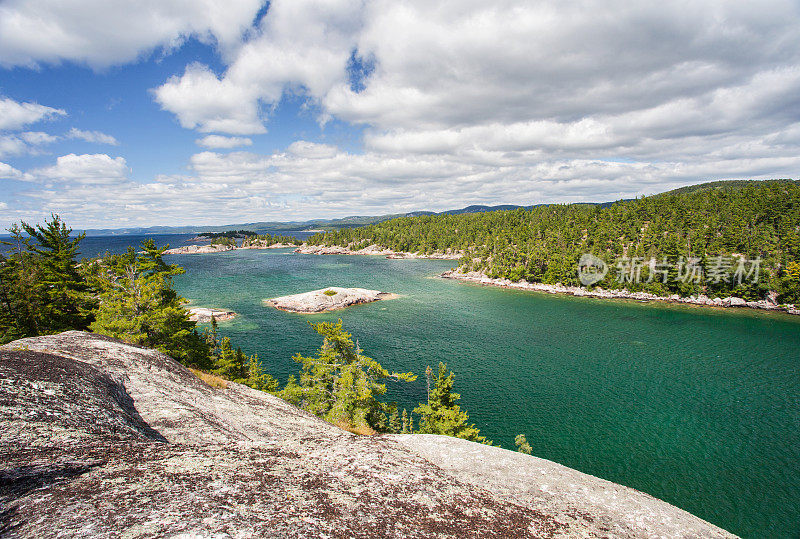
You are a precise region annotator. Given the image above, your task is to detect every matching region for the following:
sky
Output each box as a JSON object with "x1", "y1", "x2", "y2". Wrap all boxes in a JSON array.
[{"x1": 1, "y1": 0, "x2": 800, "y2": 229}]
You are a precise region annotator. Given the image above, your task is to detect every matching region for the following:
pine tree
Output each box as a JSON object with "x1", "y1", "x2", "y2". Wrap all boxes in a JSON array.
[
  {"x1": 90, "y1": 240, "x2": 210, "y2": 368},
  {"x1": 211, "y1": 338, "x2": 248, "y2": 381},
  {"x1": 387, "y1": 405, "x2": 401, "y2": 433},
  {"x1": 414, "y1": 362, "x2": 488, "y2": 444},
  {"x1": 280, "y1": 320, "x2": 415, "y2": 433},
  {"x1": 401, "y1": 408, "x2": 412, "y2": 434},
  {"x1": 515, "y1": 434, "x2": 532, "y2": 455},
  {"x1": 0, "y1": 225, "x2": 43, "y2": 342},
  {"x1": 11, "y1": 215, "x2": 95, "y2": 336},
  {"x1": 245, "y1": 353, "x2": 278, "y2": 392}
]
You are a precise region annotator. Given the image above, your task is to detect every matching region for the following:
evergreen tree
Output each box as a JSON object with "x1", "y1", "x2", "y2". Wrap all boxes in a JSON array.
[
  {"x1": 515, "y1": 434, "x2": 532, "y2": 455},
  {"x1": 211, "y1": 338, "x2": 248, "y2": 381},
  {"x1": 280, "y1": 320, "x2": 416, "y2": 433},
  {"x1": 414, "y1": 362, "x2": 488, "y2": 443},
  {"x1": 90, "y1": 240, "x2": 210, "y2": 368},
  {"x1": 387, "y1": 404, "x2": 401, "y2": 433},
  {"x1": 0, "y1": 216, "x2": 94, "y2": 343},
  {"x1": 20, "y1": 215, "x2": 94, "y2": 333},
  {"x1": 401, "y1": 408, "x2": 412, "y2": 434},
  {"x1": 245, "y1": 353, "x2": 278, "y2": 392}
]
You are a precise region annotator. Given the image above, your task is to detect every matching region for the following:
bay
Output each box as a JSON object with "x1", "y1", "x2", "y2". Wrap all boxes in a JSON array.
[
  {"x1": 171, "y1": 248, "x2": 800, "y2": 538},
  {"x1": 7, "y1": 230, "x2": 796, "y2": 538}
]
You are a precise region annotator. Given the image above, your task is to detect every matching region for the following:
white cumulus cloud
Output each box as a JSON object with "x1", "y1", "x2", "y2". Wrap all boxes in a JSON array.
[
  {"x1": 0, "y1": 131, "x2": 59, "y2": 158},
  {"x1": 0, "y1": 97, "x2": 66, "y2": 130},
  {"x1": 67, "y1": 128, "x2": 119, "y2": 145},
  {"x1": 196, "y1": 135, "x2": 253, "y2": 149},
  {"x1": 0, "y1": 0, "x2": 265, "y2": 68},
  {"x1": 32, "y1": 153, "x2": 129, "y2": 185}
]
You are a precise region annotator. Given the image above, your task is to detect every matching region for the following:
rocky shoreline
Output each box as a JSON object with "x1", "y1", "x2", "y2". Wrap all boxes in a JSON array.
[
  {"x1": 163, "y1": 243, "x2": 297, "y2": 254},
  {"x1": 0, "y1": 331, "x2": 735, "y2": 537},
  {"x1": 265, "y1": 287, "x2": 397, "y2": 313},
  {"x1": 295, "y1": 243, "x2": 462, "y2": 259},
  {"x1": 163, "y1": 243, "x2": 234, "y2": 254},
  {"x1": 442, "y1": 270, "x2": 800, "y2": 316}
]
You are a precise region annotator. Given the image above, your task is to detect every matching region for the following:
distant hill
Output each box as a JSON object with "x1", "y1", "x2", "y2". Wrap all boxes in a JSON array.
[
  {"x1": 307, "y1": 178, "x2": 800, "y2": 304},
  {"x1": 79, "y1": 179, "x2": 793, "y2": 236}
]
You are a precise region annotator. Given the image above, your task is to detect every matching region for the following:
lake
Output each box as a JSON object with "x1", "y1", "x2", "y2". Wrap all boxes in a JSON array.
[
  {"x1": 10, "y1": 232, "x2": 797, "y2": 537},
  {"x1": 168, "y1": 247, "x2": 800, "y2": 538}
]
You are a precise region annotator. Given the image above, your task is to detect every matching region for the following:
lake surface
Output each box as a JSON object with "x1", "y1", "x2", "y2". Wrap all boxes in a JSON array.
[
  {"x1": 167, "y1": 247, "x2": 800, "y2": 538},
  {"x1": 0, "y1": 230, "x2": 316, "y2": 258},
  {"x1": 10, "y1": 231, "x2": 796, "y2": 538}
]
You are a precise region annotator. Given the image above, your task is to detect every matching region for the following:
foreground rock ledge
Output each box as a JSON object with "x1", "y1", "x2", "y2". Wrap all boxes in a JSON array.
[
  {"x1": 265, "y1": 287, "x2": 397, "y2": 313},
  {"x1": 0, "y1": 331, "x2": 735, "y2": 538}
]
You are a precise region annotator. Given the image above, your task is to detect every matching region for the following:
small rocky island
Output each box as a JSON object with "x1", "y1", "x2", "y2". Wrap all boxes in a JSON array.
[
  {"x1": 187, "y1": 307, "x2": 236, "y2": 322},
  {"x1": 265, "y1": 287, "x2": 397, "y2": 313}
]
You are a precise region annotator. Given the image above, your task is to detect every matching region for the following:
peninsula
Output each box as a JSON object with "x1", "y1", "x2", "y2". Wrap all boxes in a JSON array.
[
  {"x1": 265, "y1": 287, "x2": 397, "y2": 313},
  {"x1": 163, "y1": 242, "x2": 296, "y2": 255}
]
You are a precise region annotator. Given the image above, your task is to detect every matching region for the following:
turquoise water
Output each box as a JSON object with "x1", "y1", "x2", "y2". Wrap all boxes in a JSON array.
[{"x1": 170, "y1": 248, "x2": 800, "y2": 538}]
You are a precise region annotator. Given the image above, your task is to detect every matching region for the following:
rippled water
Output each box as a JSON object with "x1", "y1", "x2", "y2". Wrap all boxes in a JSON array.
[
  {"x1": 165, "y1": 248, "x2": 800, "y2": 538},
  {"x1": 20, "y1": 233, "x2": 787, "y2": 538}
]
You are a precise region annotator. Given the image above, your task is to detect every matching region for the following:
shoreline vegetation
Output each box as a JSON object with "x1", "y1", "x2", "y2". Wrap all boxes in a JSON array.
[
  {"x1": 303, "y1": 180, "x2": 800, "y2": 318},
  {"x1": 0, "y1": 215, "x2": 489, "y2": 444},
  {"x1": 294, "y1": 243, "x2": 462, "y2": 259},
  {"x1": 442, "y1": 270, "x2": 800, "y2": 316}
]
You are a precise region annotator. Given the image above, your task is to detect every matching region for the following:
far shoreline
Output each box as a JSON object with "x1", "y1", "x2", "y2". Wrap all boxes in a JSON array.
[{"x1": 442, "y1": 270, "x2": 800, "y2": 318}]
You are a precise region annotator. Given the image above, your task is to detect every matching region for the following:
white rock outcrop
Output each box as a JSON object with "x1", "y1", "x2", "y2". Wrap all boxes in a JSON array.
[{"x1": 265, "y1": 287, "x2": 396, "y2": 313}]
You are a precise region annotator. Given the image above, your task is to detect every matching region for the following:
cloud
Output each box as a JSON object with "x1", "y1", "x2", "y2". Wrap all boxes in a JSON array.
[
  {"x1": 287, "y1": 141, "x2": 337, "y2": 159},
  {"x1": 0, "y1": 97, "x2": 66, "y2": 130},
  {"x1": 32, "y1": 153, "x2": 129, "y2": 185},
  {"x1": 67, "y1": 128, "x2": 119, "y2": 145},
  {"x1": 0, "y1": 131, "x2": 59, "y2": 158},
  {"x1": 5, "y1": 141, "x2": 798, "y2": 229},
  {"x1": 195, "y1": 134, "x2": 253, "y2": 149},
  {"x1": 4, "y1": 1, "x2": 800, "y2": 228},
  {"x1": 154, "y1": 63, "x2": 268, "y2": 134},
  {"x1": 153, "y1": 0, "x2": 363, "y2": 134},
  {"x1": 0, "y1": 0, "x2": 265, "y2": 68},
  {"x1": 0, "y1": 162, "x2": 25, "y2": 180},
  {"x1": 150, "y1": 2, "x2": 800, "y2": 148}
]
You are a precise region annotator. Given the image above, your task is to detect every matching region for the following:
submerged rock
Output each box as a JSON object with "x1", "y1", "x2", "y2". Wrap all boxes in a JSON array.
[
  {"x1": 265, "y1": 287, "x2": 397, "y2": 313},
  {"x1": 0, "y1": 332, "x2": 736, "y2": 538}
]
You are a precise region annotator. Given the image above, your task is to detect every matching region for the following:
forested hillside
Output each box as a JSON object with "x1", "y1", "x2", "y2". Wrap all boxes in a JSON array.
[{"x1": 309, "y1": 180, "x2": 800, "y2": 303}]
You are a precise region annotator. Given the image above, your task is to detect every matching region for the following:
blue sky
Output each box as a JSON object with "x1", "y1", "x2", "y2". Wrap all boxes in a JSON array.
[{"x1": 1, "y1": 1, "x2": 800, "y2": 229}]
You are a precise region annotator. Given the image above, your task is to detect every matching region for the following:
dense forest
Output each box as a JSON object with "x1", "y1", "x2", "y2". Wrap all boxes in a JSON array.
[
  {"x1": 309, "y1": 180, "x2": 800, "y2": 303},
  {"x1": 241, "y1": 232, "x2": 302, "y2": 247}
]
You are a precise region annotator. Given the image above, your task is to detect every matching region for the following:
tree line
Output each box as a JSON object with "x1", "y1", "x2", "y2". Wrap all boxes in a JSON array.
[
  {"x1": 241, "y1": 233, "x2": 302, "y2": 247},
  {"x1": 0, "y1": 216, "x2": 495, "y2": 445},
  {"x1": 308, "y1": 180, "x2": 800, "y2": 303}
]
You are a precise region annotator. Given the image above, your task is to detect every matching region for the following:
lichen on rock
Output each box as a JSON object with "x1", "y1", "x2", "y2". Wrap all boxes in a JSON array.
[{"x1": 0, "y1": 331, "x2": 736, "y2": 538}]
